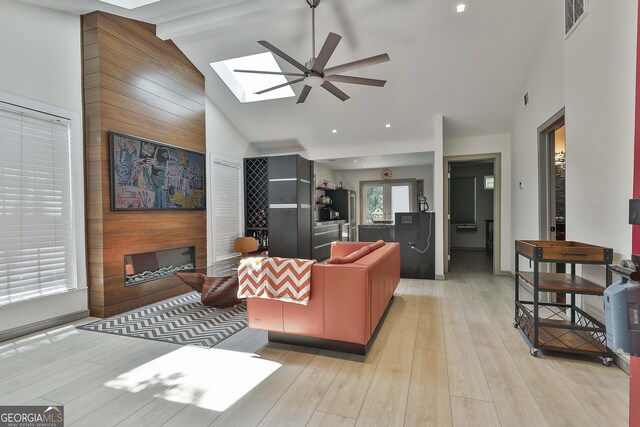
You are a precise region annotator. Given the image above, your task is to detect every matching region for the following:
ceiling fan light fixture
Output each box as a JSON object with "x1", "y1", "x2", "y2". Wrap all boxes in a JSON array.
[{"x1": 304, "y1": 75, "x2": 324, "y2": 87}]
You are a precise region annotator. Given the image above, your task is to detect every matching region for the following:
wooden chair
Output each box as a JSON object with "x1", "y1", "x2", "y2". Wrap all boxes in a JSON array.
[{"x1": 234, "y1": 237, "x2": 259, "y2": 258}]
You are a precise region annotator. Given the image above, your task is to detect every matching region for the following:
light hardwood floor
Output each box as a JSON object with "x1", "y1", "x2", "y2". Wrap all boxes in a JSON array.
[{"x1": 0, "y1": 251, "x2": 630, "y2": 426}]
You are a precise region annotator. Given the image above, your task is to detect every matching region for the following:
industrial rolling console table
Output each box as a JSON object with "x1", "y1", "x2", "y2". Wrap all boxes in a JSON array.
[{"x1": 514, "y1": 240, "x2": 614, "y2": 365}]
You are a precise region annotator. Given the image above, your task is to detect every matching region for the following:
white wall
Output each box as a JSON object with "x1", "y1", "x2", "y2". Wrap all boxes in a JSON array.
[
  {"x1": 433, "y1": 115, "x2": 444, "y2": 279},
  {"x1": 564, "y1": 2, "x2": 636, "y2": 259},
  {"x1": 510, "y1": 5, "x2": 566, "y2": 271},
  {"x1": 511, "y1": 1, "x2": 637, "y2": 268},
  {"x1": 313, "y1": 162, "x2": 336, "y2": 188},
  {"x1": 0, "y1": 0, "x2": 87, "y2": 334},
  {"x1": 205, "y1": 96, "x2": 256, "y2": 264},
  {"x1": 445, "y1": 133, "x2": 512, "y2": 272},
  {"x1": 563, "y1": 1, "x2": 637, "y2": 318}
]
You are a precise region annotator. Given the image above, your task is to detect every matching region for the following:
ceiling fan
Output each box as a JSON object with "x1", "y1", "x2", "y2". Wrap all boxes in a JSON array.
[{"x1": 234, "y1": 0, "x2": 390, "y2": 104}]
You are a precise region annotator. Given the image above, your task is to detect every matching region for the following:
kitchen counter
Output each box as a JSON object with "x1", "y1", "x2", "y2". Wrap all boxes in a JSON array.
[
  {"x1": 315, "y1": 220, "x2": 346, "y2": 226},
  {"x1": 358, "y1": 224, "x2": 395, "y2": 242}
]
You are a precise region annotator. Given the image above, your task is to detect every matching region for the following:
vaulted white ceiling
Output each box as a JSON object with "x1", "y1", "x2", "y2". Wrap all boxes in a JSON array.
[{"x1": 19, "y1": 0, "x2": 555, "y2": 155}]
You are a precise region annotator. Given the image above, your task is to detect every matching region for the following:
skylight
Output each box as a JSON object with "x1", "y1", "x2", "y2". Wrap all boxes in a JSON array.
[
  {"x1": 98, "y1": 0, "x2": 162, "y2": 9},
  {"x1": 210, "y1": 53, "x2": 296, "y2": 103}
]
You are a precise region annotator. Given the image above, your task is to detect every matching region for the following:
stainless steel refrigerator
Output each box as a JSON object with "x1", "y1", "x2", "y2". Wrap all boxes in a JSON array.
[{"x1": 327, "y1": 189, "x2": 357, "y2": 241}]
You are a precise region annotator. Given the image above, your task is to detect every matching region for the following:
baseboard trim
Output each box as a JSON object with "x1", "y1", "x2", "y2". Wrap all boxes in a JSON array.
[
  {"x1": 496, "y1": 270, "x2": 513, "y2": 277},
  {"x1": 0, "y1": 310, "x2": 90, "y2": 343},
  {"x1": 614, "y1": 353, "x2": 630, "y2": 374},
  {"x1": 436, "y1": 274, "x2": 446, "y2": 280},
  {"x1": 450, "y1": 247, "x2": 489, "y2": 252},
  {"x1": 268, "y1": 297, "x2": 394, "y2": 355}
]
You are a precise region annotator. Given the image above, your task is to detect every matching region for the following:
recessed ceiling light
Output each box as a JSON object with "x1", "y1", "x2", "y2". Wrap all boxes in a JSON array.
[
  {"x1": 457, "y1": 3, "x2": 466, "y2": 13},
  {"x1": 98, "y1": 0, "x2": 161, "y2": 9},
  {"x1": 353, "y1": 160, "x2": 358, "y2": 163},
  {"x1": 385, "y1": 124, "x2": 391, "y2": 128},
  {"x1": 332, "y1": 129, "x2": 338, "y2": 134}
]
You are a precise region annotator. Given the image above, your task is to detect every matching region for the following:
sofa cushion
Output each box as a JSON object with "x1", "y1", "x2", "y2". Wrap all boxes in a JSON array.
[
  {"x1": 327, "y1": 246, "x2": 371, "y2": 264},
  {"x1": 366, "y1": 240, "x2": 385, "y2": 252}
]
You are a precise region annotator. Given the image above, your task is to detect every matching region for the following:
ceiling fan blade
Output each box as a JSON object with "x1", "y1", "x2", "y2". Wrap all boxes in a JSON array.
[
  {"x1": 297, "y1": 85, "x2": 312, "y2": 104},
  {"x1": 235, "y1": 69, "x2": 306, "y2": 77},
  {"x1": 325, "y1": 75, "x2": 387, "y2": 87},
  {"x1": 321, "y1": 81, "x2": 350, "y2": 102},
  {"x1": 255, "y1": 78, "x2": 304, "y2": 95},
  {"x1": 323, "y1": 53, "x2": 390, "y2": 77},
  {"x1": 258, "y1": 40, "x2": 309, "y2": 73},
  {"x1": 312, "y1": 32, "x2": 342, "y2": 73}
]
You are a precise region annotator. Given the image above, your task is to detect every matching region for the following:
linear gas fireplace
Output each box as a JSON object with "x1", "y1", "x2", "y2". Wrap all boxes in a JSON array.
[{"x1": 124, "y1": 246, "x2": 196, "y2": 286}]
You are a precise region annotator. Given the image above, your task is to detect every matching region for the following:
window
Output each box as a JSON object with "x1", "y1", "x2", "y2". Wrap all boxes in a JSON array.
[
  {"x1": 0, "y1": 104, "x2": 76, "y2": 305},
  {"x1": 363, "y1": 183, "x2": 384, "y2": 224},
  {"x1": 565, "y1": 0, "x2": 587, "y2": 36},
  {"x1": 213, "y1": 158, "x2": 242, "y2": 260},
  {"x1": 361, "y1": 180, "x2": 416, "y2": 224},
  {"x1": 210, "y1": 53, "x2": 296, "y2": 103},
  {"x1": 484, "y1": 175, "x2": 495, "y2": 190}
]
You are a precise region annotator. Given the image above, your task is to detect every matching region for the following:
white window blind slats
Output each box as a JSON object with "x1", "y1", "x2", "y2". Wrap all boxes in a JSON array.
[
  {"x1": 0, "y1": 105, "x2": 76, "y2": 306},
  {"x1": 213, "y1": 159, "x2": 242, "y2": 261}
]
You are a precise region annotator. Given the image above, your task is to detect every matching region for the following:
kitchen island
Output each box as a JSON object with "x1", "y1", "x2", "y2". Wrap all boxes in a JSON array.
[
  {"x1": 358, "y1": 212, "x2": 435, "y2": 279},
  {"x1": 358, "y1": 224, "x2": 395, "y2": 242}
]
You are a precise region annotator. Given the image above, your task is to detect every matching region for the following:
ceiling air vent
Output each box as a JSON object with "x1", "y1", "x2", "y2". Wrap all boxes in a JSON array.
[{"x1": 565, "y1": 0, "x2": 588, "y2": 37}]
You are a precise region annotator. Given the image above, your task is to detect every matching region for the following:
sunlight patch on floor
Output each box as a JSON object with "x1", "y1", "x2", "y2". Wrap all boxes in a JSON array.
[
  {"x1": 105, "y1": 345, "x2": 281, "y2": 411},
  {"x1": 0, "y1": 326, "x2": 79, "y2": 359}
]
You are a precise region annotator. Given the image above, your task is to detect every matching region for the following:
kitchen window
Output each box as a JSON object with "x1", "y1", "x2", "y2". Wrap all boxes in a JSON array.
[{"x1": 361, "y1": 179, "x2": 416, "y2": 224}]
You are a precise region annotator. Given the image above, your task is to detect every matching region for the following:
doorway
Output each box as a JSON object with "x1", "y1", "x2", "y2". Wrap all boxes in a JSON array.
[
  {"x1": 443, "y1": 153, "x2": 502, "y2": 275},
  {"x1": 538, "y1": 109, "x2": 566, "y2": 299}
]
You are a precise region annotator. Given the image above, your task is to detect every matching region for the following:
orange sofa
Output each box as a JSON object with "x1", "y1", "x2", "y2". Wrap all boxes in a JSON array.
[{"x1": 246, "y1": 241, "x2": 401, "y2": 354}]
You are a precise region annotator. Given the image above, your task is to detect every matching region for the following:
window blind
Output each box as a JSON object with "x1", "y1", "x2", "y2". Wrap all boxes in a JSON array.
[
  {"x1": 391, "y1": 185, "x2": 411, "y2": 220},
  {"x1": 0, "y1": 105, "x2": 76, "y2": 305},
  {"x1": 213, "y1": 159, "x2": 242, "y2": 260}
]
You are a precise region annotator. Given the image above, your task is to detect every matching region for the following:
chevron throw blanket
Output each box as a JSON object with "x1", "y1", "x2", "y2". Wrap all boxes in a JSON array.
[{"x1": 237, "y1": 257, "x2": 316, "y2": 305}]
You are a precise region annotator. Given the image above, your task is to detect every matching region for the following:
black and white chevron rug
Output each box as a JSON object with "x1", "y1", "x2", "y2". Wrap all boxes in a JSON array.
[{"x1": 78, "y1": 292, "x2": 247, "y2": 348}]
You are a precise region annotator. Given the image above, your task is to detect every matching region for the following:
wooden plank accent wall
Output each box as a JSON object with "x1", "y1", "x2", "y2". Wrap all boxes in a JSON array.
[{"x1": 81, "y1": 12, "x2": 207, "y2": 317}]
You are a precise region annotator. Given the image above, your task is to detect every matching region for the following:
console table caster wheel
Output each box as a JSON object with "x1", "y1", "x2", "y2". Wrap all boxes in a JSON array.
[
  {"x1": 513, "y1": 321, "x2": 519, "y2": 329},
  {"x1": 599, "y1": 356, "x2": 613, "y2": 367},
  {"x1": 530, "y1": 348, "x2": 539, "y2": 357}
]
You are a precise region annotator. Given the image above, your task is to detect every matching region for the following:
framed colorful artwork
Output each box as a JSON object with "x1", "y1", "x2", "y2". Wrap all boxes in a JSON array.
[{"x1": 109, "y1": 131, "x2": 205, "y2": 210}]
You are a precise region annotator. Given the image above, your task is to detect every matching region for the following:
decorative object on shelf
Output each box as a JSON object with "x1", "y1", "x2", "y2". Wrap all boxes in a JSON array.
[
  {"x1": 322, "y1": 179, "x2": 329, "y2": 188},
  {"x1": 233, "y1": 0, "x2": 390, "y2": 104},
  {"x1": 109, "y1": 131, "x2": 205, "y2": 210},
  {"x1": 338, "y1": 181, "x2": 344, "y2": 189},
  {"x1": 381, "y1": 168, "x2": 392, "y2": 180},
  {"x1": 418, "y1": 193, "x2": 429, "y2": 212}
]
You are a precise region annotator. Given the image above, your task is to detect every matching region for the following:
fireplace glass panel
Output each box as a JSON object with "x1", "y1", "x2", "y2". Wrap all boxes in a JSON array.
[{"x1": 124, "y1": 246, "x2": 195, "y2": 286}]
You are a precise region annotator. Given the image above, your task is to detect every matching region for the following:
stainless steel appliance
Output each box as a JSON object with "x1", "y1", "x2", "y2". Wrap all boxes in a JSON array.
[
  {"x1": 341, "y1": 221, "x2": 350, "y2": 241},
  {"x1": 319, "y1": 206, "x2": 339, "y2": 221},
  {"x1": 326, "y1": 189, "x2": 357, "y2": 241}
]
